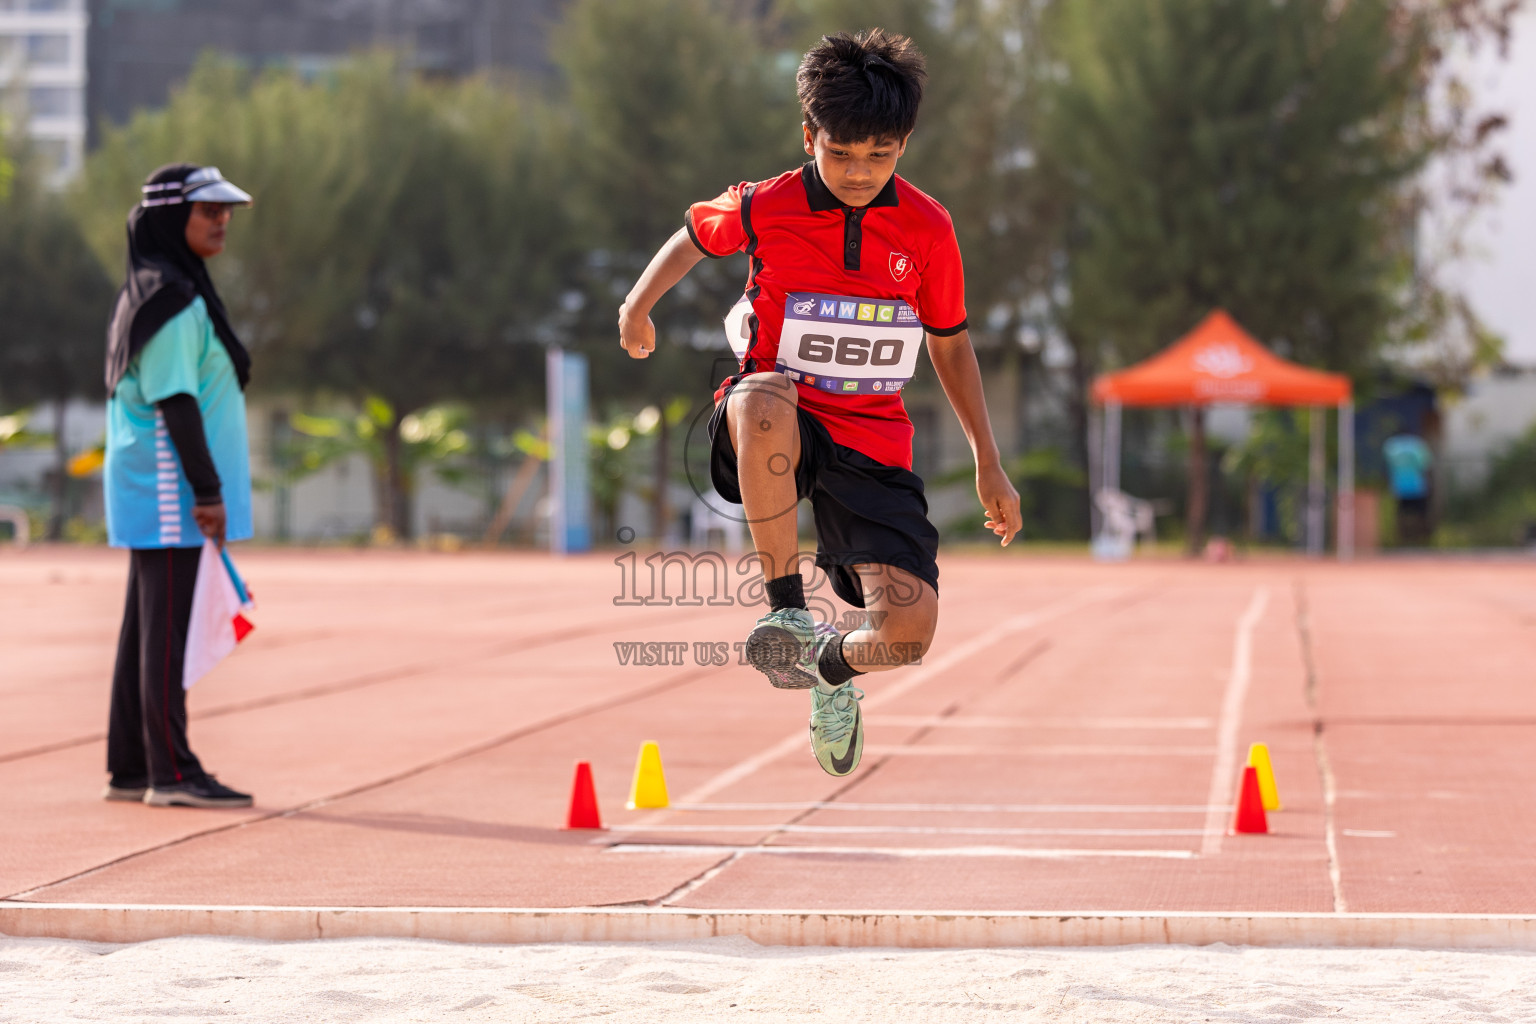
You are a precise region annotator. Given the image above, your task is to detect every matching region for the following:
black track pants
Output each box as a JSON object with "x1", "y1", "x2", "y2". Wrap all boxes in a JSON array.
[{"x1": 106, "y1": 546, "x2": 207, "y2": 788}]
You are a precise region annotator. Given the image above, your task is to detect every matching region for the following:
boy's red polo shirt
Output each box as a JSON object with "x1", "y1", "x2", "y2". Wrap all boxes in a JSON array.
[{"x1": 687, "y1": 162, "x2": 968, "y2": 471}]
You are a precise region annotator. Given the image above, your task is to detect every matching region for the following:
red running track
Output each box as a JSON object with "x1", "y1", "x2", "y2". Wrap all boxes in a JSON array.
[{"x1": 1, "y1": 548, "x2": 1533, "y2": 914}]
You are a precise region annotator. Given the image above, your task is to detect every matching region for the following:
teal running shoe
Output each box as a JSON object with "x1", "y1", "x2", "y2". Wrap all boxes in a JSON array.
[
  {"x1": 745, "y1": 610, "x2": 836, "y2": 689},
  {"x1": 809, "y1": 683, "x2": 865, "y2": 776}
]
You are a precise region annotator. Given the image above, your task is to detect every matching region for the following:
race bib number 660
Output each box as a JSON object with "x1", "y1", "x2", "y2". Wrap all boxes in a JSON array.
[{"x1": 776, "y1": 292, "x2": 923, "y2": 396}]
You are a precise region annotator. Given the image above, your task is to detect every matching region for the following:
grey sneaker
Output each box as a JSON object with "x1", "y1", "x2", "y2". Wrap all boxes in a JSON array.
[
  {"x1": 745, "y1": 609, "x2": 837, "y2": 689},
  {"x1": 145, "y1": 775, "x2": 253, "y2": 808},
  {"x1": 102, "y1": 782, "x2": 148, "y2": 802},
  {"x1": 809, "y1": 683, "x2": 865, "y2": 776}
]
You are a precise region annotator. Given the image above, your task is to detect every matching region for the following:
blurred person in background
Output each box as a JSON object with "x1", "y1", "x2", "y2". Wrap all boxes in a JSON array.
[
  {"x1": 1383, "y1": 433, "x2": 1433, "y2": 546},
  {"x1": 101, "y1": 164, "x2": 256, "y2": 809}
]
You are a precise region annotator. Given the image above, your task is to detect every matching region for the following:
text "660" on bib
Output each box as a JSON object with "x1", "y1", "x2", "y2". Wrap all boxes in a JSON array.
[{"x1": 776, "y1": 292, "x2": 923, "y2": 396}]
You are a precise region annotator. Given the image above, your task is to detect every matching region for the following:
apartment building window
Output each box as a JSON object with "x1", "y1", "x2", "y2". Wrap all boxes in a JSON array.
[
  {"x1": 28, "y1": 85, "x2": 78, "y2": 117},
  {"x1": 26, "y1": 34, "x2": 70, "y2": 65}
]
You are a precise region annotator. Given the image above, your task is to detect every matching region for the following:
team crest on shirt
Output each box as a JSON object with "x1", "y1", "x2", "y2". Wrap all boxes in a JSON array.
[{"x1": 889, "y1": 251, "x2": 911, "y2": 282}]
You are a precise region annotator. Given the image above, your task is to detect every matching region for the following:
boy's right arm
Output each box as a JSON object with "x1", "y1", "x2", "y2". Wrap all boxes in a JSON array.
[{"x1": 618, "y1": 228, "x2": 706, "y2": 360}]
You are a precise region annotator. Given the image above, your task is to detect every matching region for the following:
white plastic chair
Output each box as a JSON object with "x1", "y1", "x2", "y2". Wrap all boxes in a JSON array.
[{"x1": 1091, "y1": 488, "x2": 1155, "y2": 561}]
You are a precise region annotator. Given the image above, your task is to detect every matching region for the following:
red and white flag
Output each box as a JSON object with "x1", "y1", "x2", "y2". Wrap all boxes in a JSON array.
[{"x1": 184, "y1": 539, "x2": 255, "y2": 688}]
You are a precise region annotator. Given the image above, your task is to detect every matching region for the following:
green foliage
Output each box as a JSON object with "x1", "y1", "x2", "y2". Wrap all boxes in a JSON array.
[
  {"x1": 934, "y1": 443, "x2": 1086, "y2": 540},
  {"x1": 0, "y1": 113, "x2": 13, "y2": 200},
  {"x1": 73, "y1": 55, "x2": 573, "y2": 535},
  {"x1": 585, "y1": 398, "x2": 696, "y2": 538},
  {"x1": 21, "y1": 2, "x2": 1514, "y2": 546},
  {"x1": 1033, "y1": 0, "x2": 1481, "y2": 543},
  {"x1": 1441, "y1": 424, "x2": 1536, "y2": 547},
  {"x1": 555, "y1": 0, "x2": 803, "y2": 405},
  {"x1": 1040, "y1": 0, "x2": 1431, "y2": 378},
  {"x1": 0, "y1": 132, "x2": 118, "y2": 538},
  {"x1": 557, "y1": 0, "x2": 801, "y2": 252},
  {"x1": 0, "y1": 410, "x2": 52, "y2": 450},
  {"x1": 554, "y1": 0, "x2": 802, "y2": 523},
  {"x1": 1221, "y1": 409, "x2": 1311, "y2": 541},
  {"x1": 587, "y1": 407, "x2": 652, "y2": 538},
  {"x1": 278, "y1": 398, "x2": 474, "y2": 492},
  {"x1": 1006, "y1": 446, "x2": 1088, "y2": 540},
  {"x1": 1221, "y1": 410, "x2": 1309, "y2": 487},
  {"x1": 0, "y1": 136, "x2": 116, "y2": 409},
  {"x1": 76, "y1": 56, "x2": 570, "y2": 408}
]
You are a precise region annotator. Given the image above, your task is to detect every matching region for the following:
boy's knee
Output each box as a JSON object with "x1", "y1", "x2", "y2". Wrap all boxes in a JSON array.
[{"x1": 730, "y1": 372, "x2": 798, "y2": 427}]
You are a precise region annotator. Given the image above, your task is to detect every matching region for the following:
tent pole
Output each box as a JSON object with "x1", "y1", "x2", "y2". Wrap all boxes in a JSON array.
[
  {"x1": 1104, "y1": 400, "x2": 1122, "y2": 494},
  {"x1": 1087, "y1": 400, "x2": 1102, "y2": 538},
  {"x1": 1337, "y1": 401, "x2": 1355, "y2": 561},
  {"x1": 1307, "y1": 405, "x2": 1325, "y2": 557}
]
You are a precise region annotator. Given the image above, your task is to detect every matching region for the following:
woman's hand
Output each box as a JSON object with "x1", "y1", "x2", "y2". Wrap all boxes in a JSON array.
[{"x1": 193, "y1": 502, "x2": 227, "y2": 549}]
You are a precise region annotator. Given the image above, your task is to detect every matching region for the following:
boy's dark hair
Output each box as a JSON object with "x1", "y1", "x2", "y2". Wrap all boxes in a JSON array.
[{"x1": 797, "y1": 29, "x2": 927, "y2": 143}]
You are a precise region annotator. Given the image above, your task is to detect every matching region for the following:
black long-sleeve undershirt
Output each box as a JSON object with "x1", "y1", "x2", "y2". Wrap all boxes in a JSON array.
[{"x1": 156, "y1": 393, "x2": 221, "y2": 506}]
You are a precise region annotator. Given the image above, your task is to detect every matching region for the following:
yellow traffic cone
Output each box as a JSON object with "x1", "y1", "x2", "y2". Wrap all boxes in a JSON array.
[
  {"x1": 1247, "y1": 742, "x2": 1281, "y2": 812},
  {"x1": 626, "y1": 741, "x2": 670, "y2": 809}
]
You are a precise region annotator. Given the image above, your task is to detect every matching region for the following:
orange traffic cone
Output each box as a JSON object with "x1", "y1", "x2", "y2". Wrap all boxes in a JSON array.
[
  {"x1": 1230, "y1": 764, "x2": 1268, "y2": 834},
  {"x1": 563, "y1": 761, "x2": 604, "y2": 830}
]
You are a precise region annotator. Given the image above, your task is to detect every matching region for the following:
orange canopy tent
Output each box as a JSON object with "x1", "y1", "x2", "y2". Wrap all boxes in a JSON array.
[
  {"x1": 1090, "y1": 310, "x2": 1355, "y2": 558},
  {"x1": 1093, "y1": 310, "x2": 1351, "y2": 407}
]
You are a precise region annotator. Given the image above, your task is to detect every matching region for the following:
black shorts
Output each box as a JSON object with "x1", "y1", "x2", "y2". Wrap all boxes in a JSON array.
[{"x1": 708, "y1": 387, "x2": 939, "y2": 609}]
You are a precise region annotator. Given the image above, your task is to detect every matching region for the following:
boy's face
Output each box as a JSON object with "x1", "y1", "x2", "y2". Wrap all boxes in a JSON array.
[{"x1": 803, "y1": 124, "x2": 910, "y2": 207}]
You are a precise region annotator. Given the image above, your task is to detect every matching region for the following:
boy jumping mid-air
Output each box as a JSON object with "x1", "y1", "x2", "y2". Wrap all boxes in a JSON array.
[{"x1": 618, "y1": 29, "x2": 1021, "y2": 777}]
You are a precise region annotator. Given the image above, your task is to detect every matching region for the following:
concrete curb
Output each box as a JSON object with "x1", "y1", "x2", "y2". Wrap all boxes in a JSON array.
[{"x1": 2, "y1": 902, "x2": 1533, "y2": 949}]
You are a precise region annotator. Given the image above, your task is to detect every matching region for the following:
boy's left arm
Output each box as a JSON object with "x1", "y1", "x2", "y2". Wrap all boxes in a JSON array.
[{"x1": 926, "y1": 329, "x2": 1023, "y2": 546}]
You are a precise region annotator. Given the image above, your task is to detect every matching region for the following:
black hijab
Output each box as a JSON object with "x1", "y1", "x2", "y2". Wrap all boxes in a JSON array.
[{"x1": 104, "y1": 163, "x2": 251, "y2": 395}]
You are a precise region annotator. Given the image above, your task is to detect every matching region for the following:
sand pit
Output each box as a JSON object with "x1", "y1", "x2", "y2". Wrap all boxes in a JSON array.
[{"x1": 1, "y1": 935, "x2": 1530, "y2": 1022}]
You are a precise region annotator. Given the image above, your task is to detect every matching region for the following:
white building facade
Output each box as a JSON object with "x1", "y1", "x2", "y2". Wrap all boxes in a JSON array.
[{"x1": 0, "y1": 0, "x2": 87, "y2": 180}]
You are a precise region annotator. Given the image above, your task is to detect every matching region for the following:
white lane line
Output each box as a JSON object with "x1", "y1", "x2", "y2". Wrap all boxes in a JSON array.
[
  {"x1": 1201, "y1": 586, "x2": 1271, "y2": 856},
  {"x1": 665, "y1": 586, "x2": 1127, "y2": 811},
  {"x1": 864, "y1": 744, "x2": 1215, "y2": 757},
  {"x1": 671, "y1": 802, "x2": 1228, "y2": 814},
  {"x1": 877, "y1": 715, "x2": 1214, "y2": 730},
  {"x1": 1315, "y1": 729, "x2": 1348, "y2": 913},
  {"x1": 606, "y1": 824, "x2": 1205, "y2": 837},
  {"x1": 657, "y1": 851, "x2": 743, "y2": 908},
  {"x1": 1341, "y1": 829, "x2": 1397, "y2": 839},
  {"x1": 605, "y1": 844, "x2": 1197, "y2": 860},
  {"x1": 863, "y1": 586, "x2": 1127, "y2": 712}
]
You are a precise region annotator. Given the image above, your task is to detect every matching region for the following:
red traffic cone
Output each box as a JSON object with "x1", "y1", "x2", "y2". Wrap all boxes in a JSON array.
[
  {"x1": 563, "y1": 761, "x2": 604, "y2": 830},
  {"x1": 1230, "y1": 764, "x2": 1268, "y2": 834}
]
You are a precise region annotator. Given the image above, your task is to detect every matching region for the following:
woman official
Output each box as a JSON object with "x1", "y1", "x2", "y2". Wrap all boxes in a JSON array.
[{"x1": 102, "y1": 164, "x2": 256, "y2": 808}]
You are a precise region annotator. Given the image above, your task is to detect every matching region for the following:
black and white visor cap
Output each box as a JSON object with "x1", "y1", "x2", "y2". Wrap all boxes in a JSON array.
[{"x1": 141, "y1": 166, "x2": 253, "y2": 208}]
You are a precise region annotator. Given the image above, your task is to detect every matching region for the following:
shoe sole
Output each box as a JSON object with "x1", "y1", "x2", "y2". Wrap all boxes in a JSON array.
[
  {"x1": 144, "y1": 789, "x2": 253, "y2": 808},
  {"x1": 102, "y1": 787, "x2": 147, "y2": 802},
  {"x1": 744, "y1": 624, "x2": 817, "y2": 689}
]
